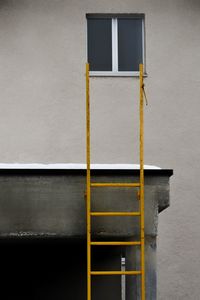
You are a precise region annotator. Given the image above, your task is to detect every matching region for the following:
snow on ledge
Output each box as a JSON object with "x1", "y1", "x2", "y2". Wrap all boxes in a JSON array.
[{"x1": 0, "y1": 163, "x2": 161, "y2": 170}]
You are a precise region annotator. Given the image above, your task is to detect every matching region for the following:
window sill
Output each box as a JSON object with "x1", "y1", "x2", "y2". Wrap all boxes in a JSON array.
[{"x1": 89, "y1": 71, "x2": 148, "y2": 77}]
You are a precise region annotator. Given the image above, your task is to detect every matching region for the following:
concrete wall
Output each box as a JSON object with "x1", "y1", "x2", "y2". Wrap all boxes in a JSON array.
[
  {"x1": 0, "y1": 169, "x2": 171, "y2": 299},
  {"x1": 0, "y1": 0, "x2": 199, "y2": 298},
  {"x1": 0, "y1": 169, "x2": 171, "y2": 238}
]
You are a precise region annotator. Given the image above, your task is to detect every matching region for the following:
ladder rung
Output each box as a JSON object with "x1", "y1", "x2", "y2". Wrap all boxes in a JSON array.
[
  {"x1": 90, "y1": 241, "x2": 141, "y2": 246},
  {"x1": 90, "y1": 212, "x2": 140, "y2": 217},
  {"x1": 90, "y1": 183, "x2": 140, "y2": 188},
  {"x1": 91, "y1": 271, "x2": 141, "y2": 276}
]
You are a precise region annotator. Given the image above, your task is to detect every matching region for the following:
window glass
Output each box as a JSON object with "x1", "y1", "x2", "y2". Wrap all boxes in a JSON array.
[
  {"x1": 118, "y1": 18, "x2": 143, "y2": 71},
  {"x1": 87, "y1": 18, "x2": 112, "y2": 71}
]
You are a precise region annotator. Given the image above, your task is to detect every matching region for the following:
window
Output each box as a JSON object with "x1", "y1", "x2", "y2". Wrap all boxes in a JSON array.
[{"x1": 87, "y1": 14, "x2": 145, "y2": 76}]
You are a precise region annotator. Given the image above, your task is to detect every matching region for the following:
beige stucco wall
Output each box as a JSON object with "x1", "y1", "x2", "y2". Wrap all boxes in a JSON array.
[{"x1": 0, "y1": 0, "x2": 200, "y2": 298}]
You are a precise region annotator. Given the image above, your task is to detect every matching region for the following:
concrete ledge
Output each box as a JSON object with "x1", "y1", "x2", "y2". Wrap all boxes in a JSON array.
[{"x1": 0, "y1": 165, "x2": 173, "y2": 238}]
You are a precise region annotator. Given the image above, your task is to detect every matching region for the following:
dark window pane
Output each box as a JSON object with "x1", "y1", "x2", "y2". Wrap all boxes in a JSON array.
[
  {"x1": 87, "y1": 18, "x2": 112, "y2": 71},
  {"x1": 118, "y1": 18, "x2": 143, "y2": 71}
]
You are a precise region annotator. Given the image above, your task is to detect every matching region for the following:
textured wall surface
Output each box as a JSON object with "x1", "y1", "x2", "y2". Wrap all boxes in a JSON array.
[
  {"x1": 0, "y1": 170, "x2": 170, "y2": 237},
  {"x1": 0, "y1": 0, "x2": 199, "y2": 299}
]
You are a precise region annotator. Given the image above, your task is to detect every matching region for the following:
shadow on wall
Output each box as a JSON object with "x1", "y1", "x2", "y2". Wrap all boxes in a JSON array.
[{"x1": 0, "y1": 239, "x2": 87, "y2": 300}]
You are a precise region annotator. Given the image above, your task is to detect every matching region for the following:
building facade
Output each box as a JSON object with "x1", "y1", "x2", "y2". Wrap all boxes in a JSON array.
[{"x1": 0, "y1": 0, "x2": 199, "y2": 299}]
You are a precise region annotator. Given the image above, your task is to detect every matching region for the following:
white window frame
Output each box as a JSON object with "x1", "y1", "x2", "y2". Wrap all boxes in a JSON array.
[{"x1": 88, "y1": 16, "x2": 146, "y2": 77}]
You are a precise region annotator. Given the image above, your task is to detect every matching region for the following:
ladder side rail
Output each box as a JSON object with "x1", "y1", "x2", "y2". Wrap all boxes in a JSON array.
[
  {"x1": 86, "y1": 63, "x2": 91, "y2": 300},
  {"x1": 139, "y1": 63, "x2": 146, "y2": 300}
]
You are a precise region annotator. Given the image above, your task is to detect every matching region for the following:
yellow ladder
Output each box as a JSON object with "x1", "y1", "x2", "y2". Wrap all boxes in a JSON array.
[{"x1": 86, "y1": 63, "x2": 146, "y2": 300}]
